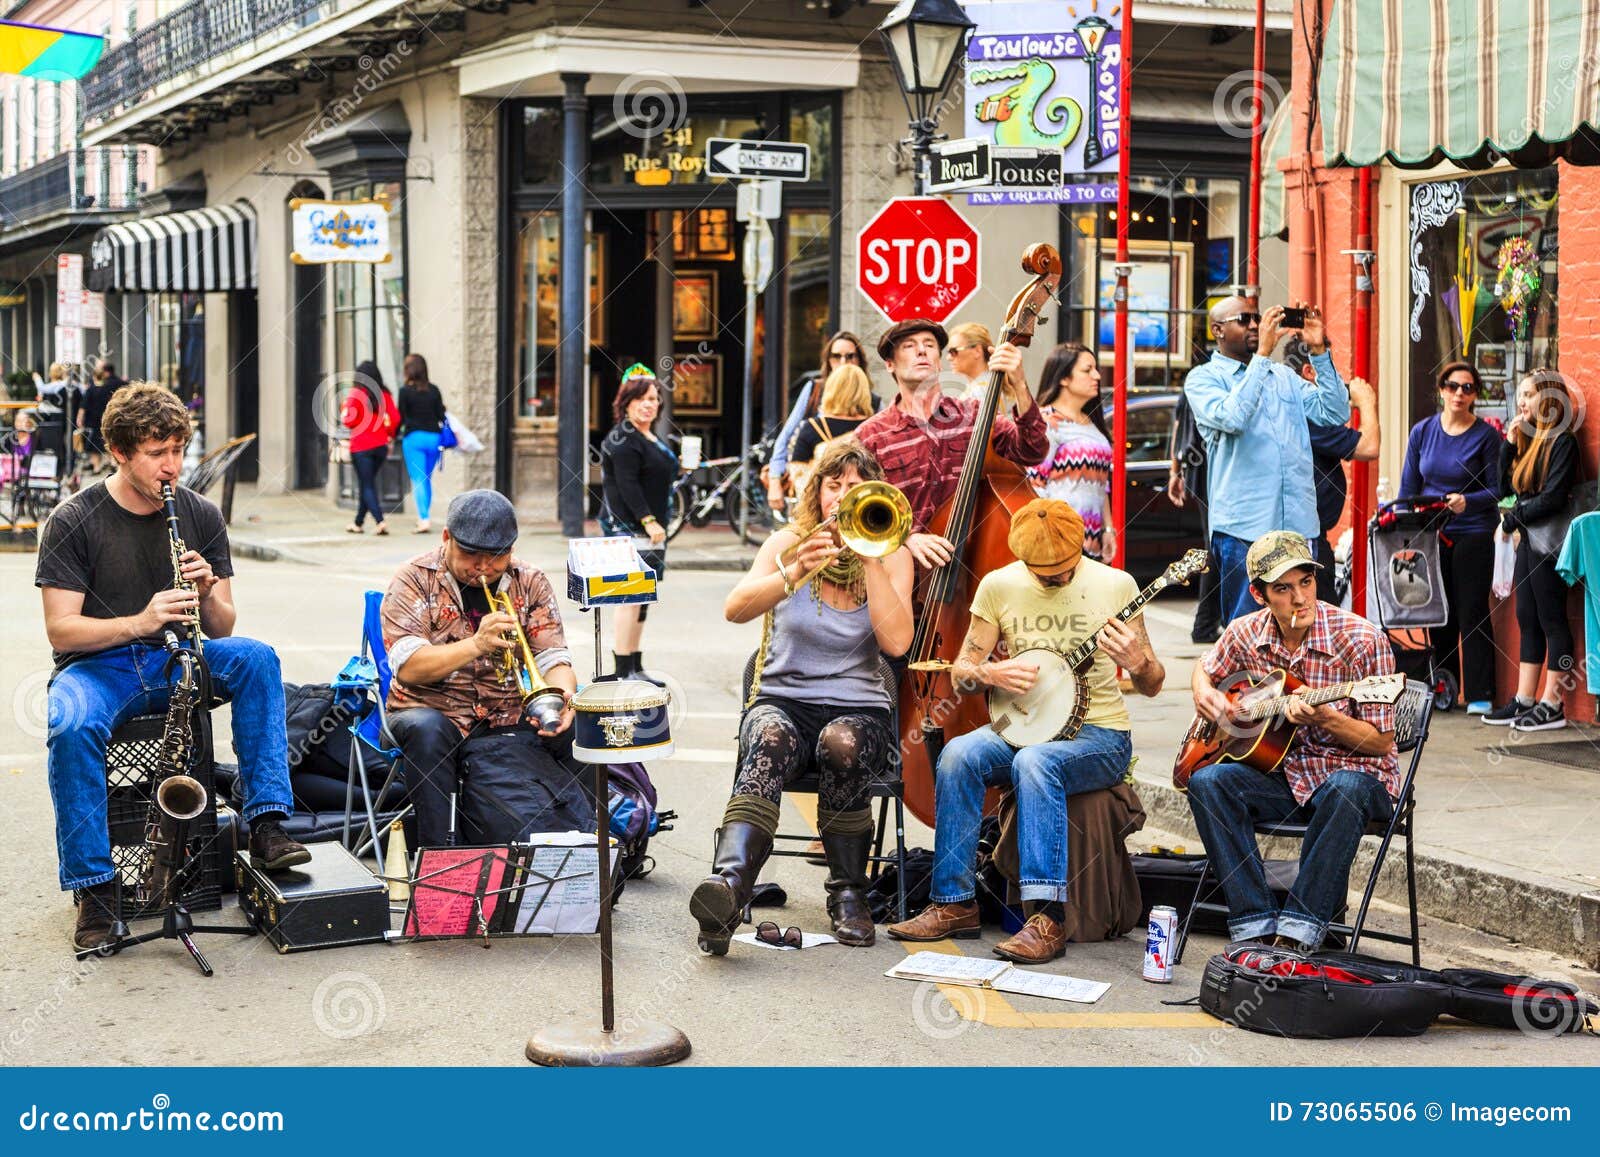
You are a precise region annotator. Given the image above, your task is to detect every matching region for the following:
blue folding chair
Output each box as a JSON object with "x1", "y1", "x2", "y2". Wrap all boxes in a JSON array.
[{"x1": 333, "y1": 590, "x2": 405, "y2": 869}]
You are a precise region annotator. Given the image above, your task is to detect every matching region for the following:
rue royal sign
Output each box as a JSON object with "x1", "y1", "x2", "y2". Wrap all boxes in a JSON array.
[{"x1": 291, "y1": 198, "x2": 393, "y2": 265}]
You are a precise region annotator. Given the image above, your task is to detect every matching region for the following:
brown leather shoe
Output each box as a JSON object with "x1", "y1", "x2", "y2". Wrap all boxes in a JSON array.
[
  {"x1": 249, "y1": 818, "x2": 312, "y2": 872},
  {"x1": 992, "y1": 912, "x2": 1066, "y2": 965},
  {"x1": 72, "y1": 881, "x2": 122, "y2": 954},
  {"x1": 886, "y1": 901, "x2": 980, "y2": 942}
]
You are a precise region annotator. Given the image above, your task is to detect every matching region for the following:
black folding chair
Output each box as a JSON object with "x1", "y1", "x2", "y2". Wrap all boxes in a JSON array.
[
  {"x1": 1174, "y1": 679, "x2": 1432, "y2": 966},
  {"x1": 736, "y1": 651, "x2": 909, "y2": 922}
]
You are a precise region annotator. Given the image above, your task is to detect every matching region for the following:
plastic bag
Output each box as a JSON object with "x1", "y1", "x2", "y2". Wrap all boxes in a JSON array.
[
  {"x1": 445, "y1": 415, "x2": 484, "y2": 453},
  {"x1": 1492, "y1": 527, "x2": 1516, "y2": 600}
]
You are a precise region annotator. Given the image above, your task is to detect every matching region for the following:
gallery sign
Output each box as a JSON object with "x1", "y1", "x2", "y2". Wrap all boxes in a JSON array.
[{"x1": 291, "y1": 198, "x2": 393, "y2": 265}]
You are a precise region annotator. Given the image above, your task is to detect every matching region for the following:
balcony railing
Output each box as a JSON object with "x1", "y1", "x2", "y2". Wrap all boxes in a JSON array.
[
  {"x1": 82, "y1": 0, "x2": 328, "y2": 126},
  {"x1": 0, "y1": 148, "x2": 142, "y2": 230}
]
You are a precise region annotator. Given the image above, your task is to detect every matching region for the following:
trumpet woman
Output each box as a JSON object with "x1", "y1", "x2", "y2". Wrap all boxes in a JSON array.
[
  {"x1": 693, "y1": 440, "x2": 914, "y2": 954},
  {"x1": 36, "y1": 384, "x2": 308, "y2": 954}
]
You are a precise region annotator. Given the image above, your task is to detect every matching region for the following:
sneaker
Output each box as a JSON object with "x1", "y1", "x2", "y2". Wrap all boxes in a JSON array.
[
  {"x1": 1481, "y1": 699, "x2": 1531, "y2": 725},
  {"x1": 1512, "y1": 700, "x2": 1567, "y2": 732},
  {"x1": 1466, "y1": 700, "x2": 1492, "y2": 716}
]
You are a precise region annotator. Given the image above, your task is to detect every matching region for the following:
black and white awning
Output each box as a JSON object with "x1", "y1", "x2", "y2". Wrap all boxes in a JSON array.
[{"x1": 88, "y1": 201, "x2": 257, "y2": 293}]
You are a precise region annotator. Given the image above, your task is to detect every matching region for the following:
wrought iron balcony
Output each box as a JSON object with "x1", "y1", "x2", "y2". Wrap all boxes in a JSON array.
[{"x1": 0, "y1": 148, "x2": 142, "y2": 232}]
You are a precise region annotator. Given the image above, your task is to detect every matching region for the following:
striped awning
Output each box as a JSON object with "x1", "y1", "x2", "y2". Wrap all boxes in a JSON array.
[
  {"x1": 88, "y1": 201, "x2": 257, "y2": 292},
  {"x1": 1258, "y1": 98, "x2": 1293, "y2": 239},
  {"x1": 1321, "y1": 0, "x2": 1600, "y2": 169}
]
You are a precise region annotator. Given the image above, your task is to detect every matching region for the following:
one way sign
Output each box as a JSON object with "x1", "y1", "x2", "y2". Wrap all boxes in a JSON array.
[{"x1": 705, "y1": 138, "x2": 811, "y2": 182}]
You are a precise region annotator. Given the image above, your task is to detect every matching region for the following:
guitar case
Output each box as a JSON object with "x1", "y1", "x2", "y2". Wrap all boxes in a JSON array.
[{"x1": 1198, "y1": 942, "x2": 1597, "y2": 1040}]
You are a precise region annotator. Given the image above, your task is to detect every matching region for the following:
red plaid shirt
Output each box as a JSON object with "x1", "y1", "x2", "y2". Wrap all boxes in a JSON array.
[
  {"x1": 1201, "y1": 602, "x2": 1399, "y2": 804},
  {"x1": 856, "y1": 394, "x2": 1049, "y2": 532}
]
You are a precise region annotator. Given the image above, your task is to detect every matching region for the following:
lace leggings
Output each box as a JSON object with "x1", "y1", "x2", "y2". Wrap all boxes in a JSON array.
[{"x1": 733, "y1": 697, "x2": 893, "y2": 813}]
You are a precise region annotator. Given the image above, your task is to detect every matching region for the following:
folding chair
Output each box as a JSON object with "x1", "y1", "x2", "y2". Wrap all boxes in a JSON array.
[
  {"x1": 738, "y1": 651, "x2": 909, "y2": 923},
  {"x1": 333, "y1": 590, "x2": 406, "y2": 870},
  {"x1": 1174, "y1": 679, "x2": 1433, "y2": 966}
]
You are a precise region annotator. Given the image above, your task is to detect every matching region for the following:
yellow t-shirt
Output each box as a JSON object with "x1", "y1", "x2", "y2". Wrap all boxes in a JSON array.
[{"x1": 969, "y1": 558, "x2": 1139, "y2": 732}]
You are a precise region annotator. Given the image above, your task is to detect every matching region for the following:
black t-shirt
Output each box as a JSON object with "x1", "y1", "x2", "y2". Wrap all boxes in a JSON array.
[
  {"x1": 35, "y1": 481, "x2": 234, "y2": 670},
  {"x1": 460, "y1": 582, "x2": 492, "y2": 632},
  {"x1": 398, "y1": 383, "x2": 447, "y2": 435}
]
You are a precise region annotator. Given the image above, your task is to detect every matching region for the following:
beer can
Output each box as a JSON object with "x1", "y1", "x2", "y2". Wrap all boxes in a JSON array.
[{"x1": 1144, "y1": 905, "x2": 1178, "y2": 982}]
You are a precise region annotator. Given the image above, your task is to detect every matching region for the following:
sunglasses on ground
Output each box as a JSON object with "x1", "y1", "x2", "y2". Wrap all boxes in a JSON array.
[{"x1": 755, "y1": 921, "x2": 804, "y2": 948}]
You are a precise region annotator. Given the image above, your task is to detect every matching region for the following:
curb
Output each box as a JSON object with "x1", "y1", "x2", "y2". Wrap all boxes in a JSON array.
[{"x1": 1134, "y1": 771, "x2": 1600, "y2": 967}]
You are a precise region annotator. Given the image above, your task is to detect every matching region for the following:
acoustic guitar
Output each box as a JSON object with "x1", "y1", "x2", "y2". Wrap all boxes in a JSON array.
[
  {"x1": 985, "y1": 549, "x2": 1209, "y2": 747},
  {"x1": 1171, "y1": 669, "x2": 1405, "y2": 790}
]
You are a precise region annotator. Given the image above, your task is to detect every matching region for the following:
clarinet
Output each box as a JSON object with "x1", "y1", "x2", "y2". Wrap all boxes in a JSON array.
[{"x1": 161, "y1": 483, "x2": 203, "y2": 656}]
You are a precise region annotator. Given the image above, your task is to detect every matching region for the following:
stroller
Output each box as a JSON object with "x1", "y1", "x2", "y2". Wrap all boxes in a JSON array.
[{"x1": 1367, "y1": 497, "x2": 1458, "y2": 711}]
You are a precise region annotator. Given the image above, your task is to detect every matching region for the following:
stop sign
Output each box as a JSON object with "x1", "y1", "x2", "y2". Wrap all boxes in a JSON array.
[{"x1": 856, "y1": 197, "x2": 981, "y2": 324}]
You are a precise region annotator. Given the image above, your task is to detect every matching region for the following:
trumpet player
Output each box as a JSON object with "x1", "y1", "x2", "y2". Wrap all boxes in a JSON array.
[
  {"x1": 36, "y1": 384, "x2": 308, "y2": 954},
  {"x1": 694, "y1": 440, "x2": 913, "y2": 954},
  {"x1": 382, "y1": 489, "x2": 581, "y2": 848}
]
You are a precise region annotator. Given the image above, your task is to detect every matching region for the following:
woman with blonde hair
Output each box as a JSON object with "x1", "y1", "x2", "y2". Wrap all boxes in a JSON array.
[
  {"x1": 1485, "y1": 372, "x2": 1581, "y2": 731},
  {"x1": 947, "y1": 322, "x2": 994, "y2": 398},
  {"x1": 785, "y1": 363, "x2": 874, "y2": 496},
  {"x1": 696, "y1": 438, "x2": 913, "y2": 954}
]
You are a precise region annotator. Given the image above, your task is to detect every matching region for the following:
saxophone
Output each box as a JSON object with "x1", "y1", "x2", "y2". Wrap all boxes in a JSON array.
[{"x1": 142, "y1": 484, "x2": 208, "y2": 907}]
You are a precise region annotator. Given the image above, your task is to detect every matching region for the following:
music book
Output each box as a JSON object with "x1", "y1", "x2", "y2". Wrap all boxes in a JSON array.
[{"x1": 885, "y1": 951, "x2": 1110, "y2": 1004}]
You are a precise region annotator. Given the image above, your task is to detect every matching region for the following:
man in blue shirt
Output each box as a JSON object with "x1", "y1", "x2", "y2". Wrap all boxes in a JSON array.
[{"x1": 1185, "y1": 298, "x2": 1350, "y2": 622}]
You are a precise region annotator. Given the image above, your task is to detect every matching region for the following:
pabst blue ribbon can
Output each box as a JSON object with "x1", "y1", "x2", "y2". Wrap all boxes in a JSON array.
[{"x1": 1144, "y1": 905, "x2": 1177, "y2": 982}]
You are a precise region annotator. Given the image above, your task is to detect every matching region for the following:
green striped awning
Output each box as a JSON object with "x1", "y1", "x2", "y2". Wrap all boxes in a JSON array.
[
  {"x1": 1322, "y1": 0, "x2": 1600, "y2": 168},
  {"x1": 1258, "y1": 99, "x2": 1293, "y2": 239}
]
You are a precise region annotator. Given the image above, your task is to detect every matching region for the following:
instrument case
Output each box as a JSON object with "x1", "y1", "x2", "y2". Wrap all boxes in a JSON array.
[
  {"x1": 235, "y1": 842, "x2": 389, "y2": 953},
  {"x1": 1132, "y1": 852, "x2": 1346, "y2": 934}
]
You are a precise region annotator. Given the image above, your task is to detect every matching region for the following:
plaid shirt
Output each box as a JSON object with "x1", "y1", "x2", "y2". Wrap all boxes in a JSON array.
[
  {"x1": 856, "y1": 394, "x2": 1049, "y2": 532},
  {"x1": 1201, "y1": 602, "x2": 1399, "y2": 804},
  {"x1": 382, "y1": 549, "x2": 573, "y2": 734}
]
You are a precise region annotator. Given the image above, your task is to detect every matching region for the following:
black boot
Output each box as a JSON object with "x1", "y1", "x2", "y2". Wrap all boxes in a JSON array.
[
  {"x1": 821, "y1": 829, "x2": 876, "y2": 947},
  {"x1": 629, "y1": 653, "x2": 667, "y2": 688},
  {"x1": 690, "y1": 821, "x2": 774, "y2": 956}
]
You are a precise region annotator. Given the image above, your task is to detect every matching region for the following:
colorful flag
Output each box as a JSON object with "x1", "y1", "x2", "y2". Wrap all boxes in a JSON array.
[{"x1": 0, "y1": 20, "x2": 104, "y2": 81}]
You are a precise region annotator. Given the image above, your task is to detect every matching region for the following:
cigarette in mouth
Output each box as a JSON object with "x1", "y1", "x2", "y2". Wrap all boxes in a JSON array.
[{"x1": 1290, "y1": 609, "x2": 1300, "y2": 628}]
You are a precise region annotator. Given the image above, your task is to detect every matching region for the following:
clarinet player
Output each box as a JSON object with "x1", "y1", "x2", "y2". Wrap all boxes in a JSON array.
[{"x1": 35, "y1": 384, "x2": 308, "y2": 955}]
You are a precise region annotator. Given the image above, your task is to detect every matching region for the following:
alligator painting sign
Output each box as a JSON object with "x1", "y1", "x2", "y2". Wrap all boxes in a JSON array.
[
  {"x1": 290, "y1": 198, "x2": 393, "y2": 265},
  {"x1": 963, "y1": 0, "x2": 1122, "y2": 204}
]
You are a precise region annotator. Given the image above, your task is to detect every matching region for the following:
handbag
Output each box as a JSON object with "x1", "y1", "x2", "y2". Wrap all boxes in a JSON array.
[
  {"x1": 1526, "y1": 479, "x2": 1598, "y2": 557},
  {"x1": 438, "y1": 417, "x2": 459, "y2": 450}
]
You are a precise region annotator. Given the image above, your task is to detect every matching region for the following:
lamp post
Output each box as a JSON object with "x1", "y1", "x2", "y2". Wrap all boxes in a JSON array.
[
  {"x1": 877, "y1": 0, "x2": 976, "y2": 195},
  {"x1": 1075, "y1": 14, "x2": 1112, "y2": 168}
]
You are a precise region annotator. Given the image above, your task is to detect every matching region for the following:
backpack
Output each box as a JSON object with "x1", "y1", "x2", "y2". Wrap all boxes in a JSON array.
[{"x1": 607, "y1": 762, "x2": 675, "y2": 880}]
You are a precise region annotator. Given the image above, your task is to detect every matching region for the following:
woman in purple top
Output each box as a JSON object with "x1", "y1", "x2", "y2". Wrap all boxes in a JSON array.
[{"x1": 1398, "y1": 361, "x2": 1505, "y2": 713}]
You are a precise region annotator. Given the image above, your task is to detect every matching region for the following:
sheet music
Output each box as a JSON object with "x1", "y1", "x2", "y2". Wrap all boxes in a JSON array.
[
  {"x1": 991, "y1": 970, "x2": 1110, "y2": 1004},
  {"x1": 404, "y1": 848, "x2": 509, "y2": 938},
  {"x1": 512, "y1": 846, "x2": 603, "y2": 935},
  {"x1": 884, "y1": 951, "x2": 1010, "y2": 987}
]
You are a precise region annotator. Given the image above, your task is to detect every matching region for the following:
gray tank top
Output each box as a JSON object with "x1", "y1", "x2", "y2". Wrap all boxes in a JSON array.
[{"x1": 758, "y1": 580, "x2": 890, "y2": 708}]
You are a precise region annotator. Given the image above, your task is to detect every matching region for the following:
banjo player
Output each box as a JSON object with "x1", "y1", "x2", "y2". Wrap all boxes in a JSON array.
[{"x1": 887, "y1": 499, "x2": 1164, "y2": 963}]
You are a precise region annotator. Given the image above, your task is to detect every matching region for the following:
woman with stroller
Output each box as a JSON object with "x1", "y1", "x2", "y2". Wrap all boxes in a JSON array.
[{"x1": 1484, "y1": 372, "x2": 1580, "y2": 731}]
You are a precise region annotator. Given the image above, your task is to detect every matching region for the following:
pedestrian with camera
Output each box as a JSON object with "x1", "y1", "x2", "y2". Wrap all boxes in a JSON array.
[{"x1": 1183, "y1": 298, "x2": 1352, "y2": 623}]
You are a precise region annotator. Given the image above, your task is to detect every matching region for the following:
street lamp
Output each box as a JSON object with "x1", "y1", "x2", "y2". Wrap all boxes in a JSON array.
[
  {"x1": 877, "y1": 0, "x2": 976, "y2": 194},
  {"x1": 1075, "y1": 14, "x2": 1112, "y2": 168}
]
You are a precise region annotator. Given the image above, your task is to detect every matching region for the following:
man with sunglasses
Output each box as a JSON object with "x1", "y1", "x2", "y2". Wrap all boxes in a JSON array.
[
  {"x1": 887, "y1": 500, "x2": 1163, "y2": 963},
  {"x1": 1185, "y1": 297, "x2": 1350, "y2": 622}
]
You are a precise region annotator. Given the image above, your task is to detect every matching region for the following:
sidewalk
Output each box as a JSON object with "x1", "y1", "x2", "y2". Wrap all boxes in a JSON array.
[{"x1": 222, "y1": 482, "x2": 1600, "y2": 966}]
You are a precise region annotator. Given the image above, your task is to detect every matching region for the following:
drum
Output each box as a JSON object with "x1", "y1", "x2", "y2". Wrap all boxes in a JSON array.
[
  {"x1": 985, "y1": 647, "x2": 1088, "y2": 747},
  {"x1": 570, "y1": 679, "x2": 674, "y2": 763}
]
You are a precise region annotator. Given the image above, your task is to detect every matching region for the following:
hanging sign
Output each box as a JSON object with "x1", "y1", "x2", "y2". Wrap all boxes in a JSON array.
[{"x1": 290, "y1": 198, "x2": 393, "y2": 264}]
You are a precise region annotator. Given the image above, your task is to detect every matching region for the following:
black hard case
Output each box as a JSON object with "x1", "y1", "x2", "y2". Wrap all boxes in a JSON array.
[{"x1": 234, "y1": 842, "x2": 389, "y2": 953}]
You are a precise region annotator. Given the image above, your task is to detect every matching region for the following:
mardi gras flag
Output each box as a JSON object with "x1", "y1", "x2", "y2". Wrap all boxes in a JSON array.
[{"x1": 0, "y1": 21, "x2": 104, "y2": 81}]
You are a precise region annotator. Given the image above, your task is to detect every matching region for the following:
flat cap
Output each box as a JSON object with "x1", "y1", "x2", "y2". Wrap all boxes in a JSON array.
[
  {"x1": 876, "y1": 317, "x2": 949, "y2": 361},
  {"x1": 1008, "y1": 498, "x2": 1084, "y2": 570},
  {"x1": 446, "y1": 488, "x2": 519, "y2": 554}
]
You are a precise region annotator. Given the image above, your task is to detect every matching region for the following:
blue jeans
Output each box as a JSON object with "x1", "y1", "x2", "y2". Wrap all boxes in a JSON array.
[
  {"x1": 46, "y1": 639, "x2": 294, "y2": 891},
  {"x1": 1212, "y1": 531, "x2": 1259, "y2": 624},
  {"x1": 402, "y1": 430, "x2": 443, "y2": 520},
  {"x1": 351, "y1": 444, "x2": 388, "y2": 527},
  {"x1": 1185, "y1": 762, "x2": 1394, "y2": 947},
  {"x1": 931, "y1": 724, "x2": 1132, "y2": 904}
]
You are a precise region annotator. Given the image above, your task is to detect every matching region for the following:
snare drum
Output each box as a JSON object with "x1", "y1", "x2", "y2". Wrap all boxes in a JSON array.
[{"x1": 570, "y1": 679, "x2": 674, "y2": 763}]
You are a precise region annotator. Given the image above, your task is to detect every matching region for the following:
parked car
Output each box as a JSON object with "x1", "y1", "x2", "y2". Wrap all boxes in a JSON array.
[{"x1": 1120, "y1": 391, "x2": 1206, "y2": 586}]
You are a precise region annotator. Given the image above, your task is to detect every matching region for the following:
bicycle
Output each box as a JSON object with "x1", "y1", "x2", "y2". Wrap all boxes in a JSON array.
[{"x1": 667, "y1": 433, "x2": 783, "y2": 546}]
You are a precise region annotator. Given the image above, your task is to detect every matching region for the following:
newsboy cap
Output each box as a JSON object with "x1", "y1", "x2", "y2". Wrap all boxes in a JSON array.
[
  {"x1": 446, "y1": 489, "x2": 519, "y2": 554},
  {"x1": 1008, "y1": 499, "x2": 1085, "y2": 570},
  {"x1": 876, "y1": 317, "x2": 949, "y2": 361}
]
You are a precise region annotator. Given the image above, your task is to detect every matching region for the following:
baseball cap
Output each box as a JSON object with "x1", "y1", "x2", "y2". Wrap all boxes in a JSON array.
[{"x1": 1246, "y1": 530, "x2": 1322, "y2": 583}]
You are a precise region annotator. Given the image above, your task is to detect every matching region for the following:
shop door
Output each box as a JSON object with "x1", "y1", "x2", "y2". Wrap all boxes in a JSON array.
[
  {"x1": 293, "y1": 261, "x2": 326, "y2": 489},
  {"x1": 230, "y1": 289, "x2": 260, "y2": 482}
]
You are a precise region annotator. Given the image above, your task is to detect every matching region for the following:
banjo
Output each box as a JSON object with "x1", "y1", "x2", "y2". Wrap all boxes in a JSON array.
[{"x1": 985, "y1": 550, "x2": 1209, "y2": 747}]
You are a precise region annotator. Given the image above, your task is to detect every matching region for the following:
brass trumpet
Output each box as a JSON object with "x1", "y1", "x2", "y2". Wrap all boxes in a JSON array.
[
  {"x1": 480, "y1": 577, "x2": 568, "y2": 730},
  {"x1": 779, "y1": 480, "x2": 913, "y2": 593}
]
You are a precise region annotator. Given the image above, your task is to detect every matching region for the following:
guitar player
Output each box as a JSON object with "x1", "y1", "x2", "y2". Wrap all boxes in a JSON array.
[{"x1": 1187, "y1": 530, "x2": 1399, "y2": 952}]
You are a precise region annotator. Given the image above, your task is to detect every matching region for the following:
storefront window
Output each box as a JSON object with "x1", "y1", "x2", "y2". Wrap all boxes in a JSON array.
[
  {"x1": 514, "y1": 209, "x2": 561, "y2": 419},
  {"x1": 1066, "y1": 176, "x2": 1242, "y2": 393},
  {"x1": 154, "y1": 292, "x2": 203, "y2": 406},
  {"x1": 1406, "y1": 168, "x2": 1557, "y2": 428},
  {"x1": 332, "y1": 180, "x2": 407, "y2": 387},
  {"x1": 785, "y1": 209, "x2": 832, "y2": 395}
]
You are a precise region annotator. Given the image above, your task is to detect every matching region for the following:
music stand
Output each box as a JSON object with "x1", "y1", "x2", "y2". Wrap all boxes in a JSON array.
[{"x1": 525, "y1": 539, "x2": 690, "y2": 1066}]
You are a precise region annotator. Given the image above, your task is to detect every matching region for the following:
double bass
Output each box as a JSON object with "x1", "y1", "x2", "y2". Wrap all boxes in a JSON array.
[{"x1": 898, "y1": 243, "x2": 1062, "y2": 825}]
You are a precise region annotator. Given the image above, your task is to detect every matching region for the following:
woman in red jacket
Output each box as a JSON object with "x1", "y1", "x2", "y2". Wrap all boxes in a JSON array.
[{"x1": 341, "y1": 360, "x2": 400, "y2": 534}]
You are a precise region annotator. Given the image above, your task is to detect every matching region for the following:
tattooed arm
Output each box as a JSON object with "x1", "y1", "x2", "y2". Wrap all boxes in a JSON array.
[
  {"x1": 951, "y1": 616, "x2": 1039, "y2": 695},
  {"x1": 1097, "y1": 613, "x2": 1165, "y2": 697}
]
